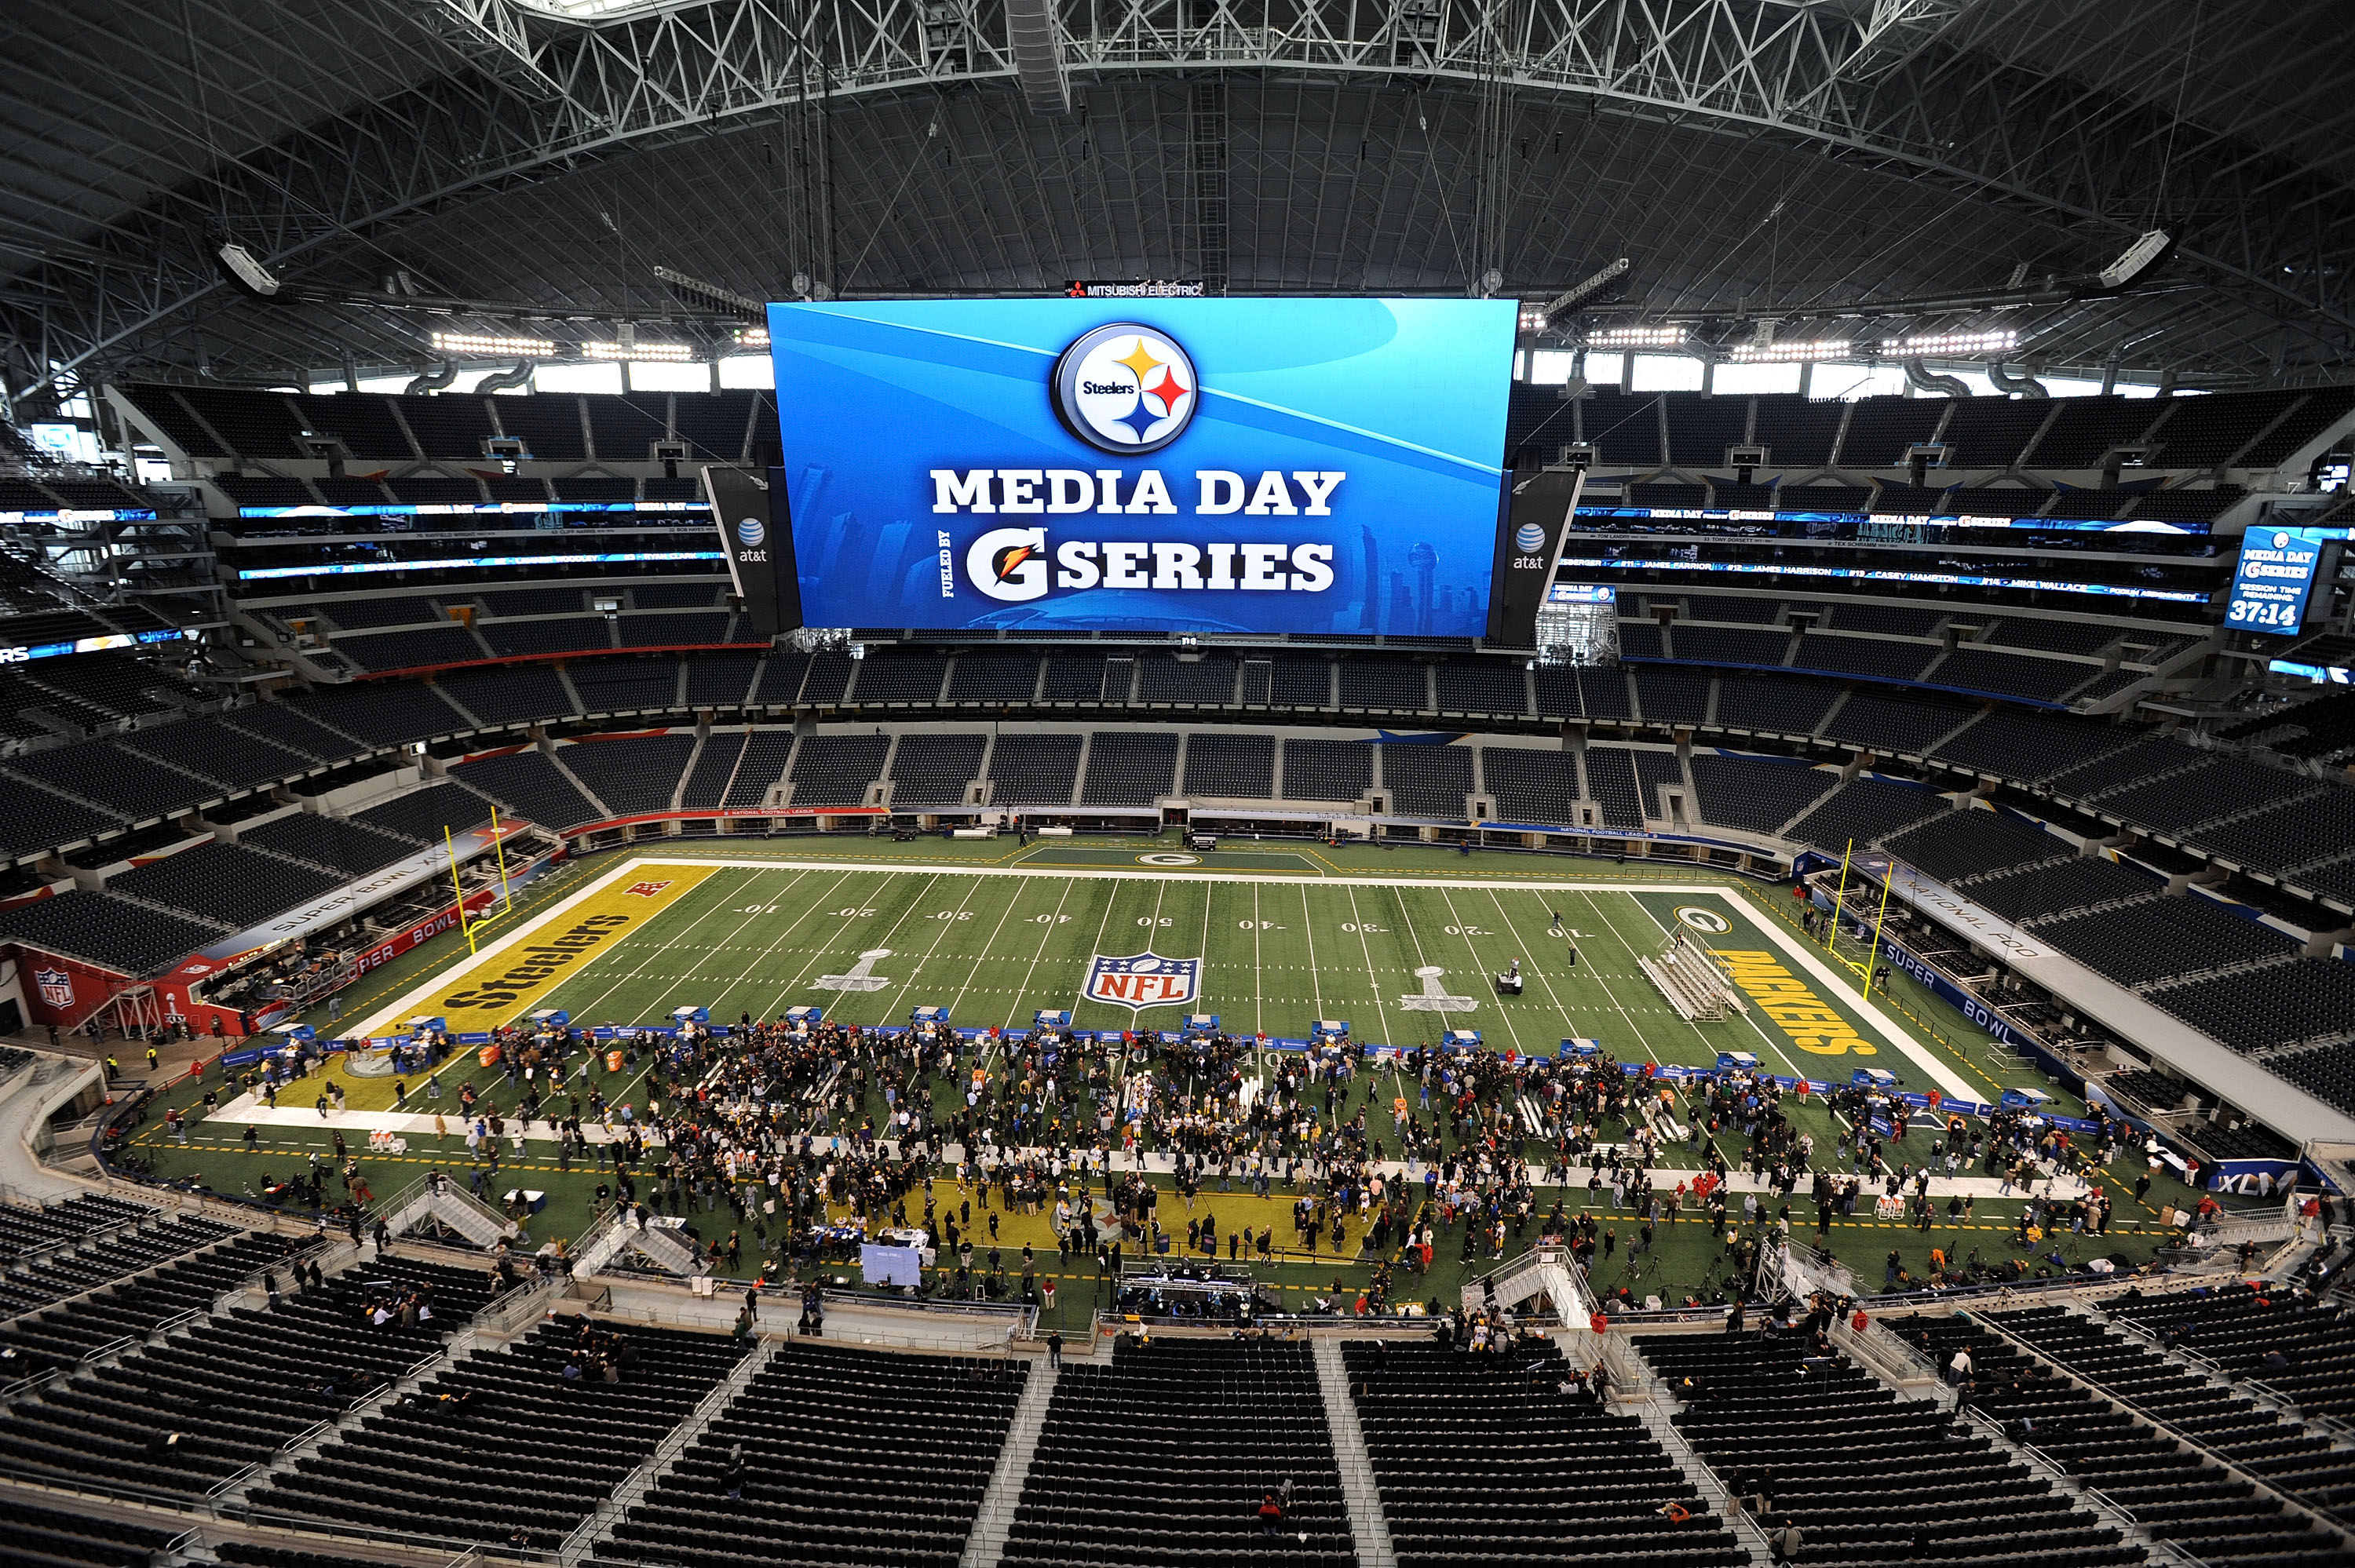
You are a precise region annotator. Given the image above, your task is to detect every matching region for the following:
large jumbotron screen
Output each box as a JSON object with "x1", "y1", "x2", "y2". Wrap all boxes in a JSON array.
[{"x1": 764, "y1": 297, "x2": 1520, "y2": 636}]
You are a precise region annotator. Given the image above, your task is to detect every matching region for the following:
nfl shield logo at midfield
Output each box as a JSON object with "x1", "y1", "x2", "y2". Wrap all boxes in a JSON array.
[
  {"x1": 1083, "y1": 952, "x2": 1201, "y2": 1011},
  {"x1": 33, "y1": 968, "x2": 71, "y2": 1009}
]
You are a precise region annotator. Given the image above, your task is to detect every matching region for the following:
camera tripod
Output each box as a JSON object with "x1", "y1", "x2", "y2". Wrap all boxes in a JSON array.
[{"x1": 1616, "y1": 1247, "x2": 1663, "y2": 1287}]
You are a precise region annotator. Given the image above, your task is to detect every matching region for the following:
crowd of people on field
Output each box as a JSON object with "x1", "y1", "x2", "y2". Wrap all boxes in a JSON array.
[{"x1": 180, "y1": 997, "x2": 2147, "y2": 1311}]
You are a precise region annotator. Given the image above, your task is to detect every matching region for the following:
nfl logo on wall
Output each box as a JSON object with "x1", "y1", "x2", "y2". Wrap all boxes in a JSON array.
[
  {"x1": 1083, "y1": 952, "x2": 1201, "y2": 1011},
  {"x1": 33, "y1": 968, "x2": 72, "y2": 1008}
]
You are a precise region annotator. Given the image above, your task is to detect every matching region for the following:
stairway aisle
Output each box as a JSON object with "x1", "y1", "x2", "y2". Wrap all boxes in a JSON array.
[
  {"x1": 1309, "y1": 1336, "x2": 1398, "y2": 1568},
  {"x1": 957, "y1": 1353, "x2": 1057, "y2": 1568},
  {"x1": 564, "y1": 1337, "x2": 780, "y2": 1566}
]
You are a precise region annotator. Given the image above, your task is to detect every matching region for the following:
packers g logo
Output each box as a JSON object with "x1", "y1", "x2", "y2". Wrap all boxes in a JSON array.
[
  {"x1": 966, "y1": 525, "x2": 1050, "y2": 601},
  {"x1": 1053, "y1": 323, "x2": 1199, "y2": 455},
  {"x1": 1675, "y1": 906, "x2": 1732, "y2": 935}
]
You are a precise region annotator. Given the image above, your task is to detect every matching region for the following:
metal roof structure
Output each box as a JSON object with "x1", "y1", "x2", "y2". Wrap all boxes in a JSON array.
[{"x1": 2, "y1": 0, "x2": 2350, "y2": 404}]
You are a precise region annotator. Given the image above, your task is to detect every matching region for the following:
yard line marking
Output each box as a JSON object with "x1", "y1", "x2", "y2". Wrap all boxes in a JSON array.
[
  {"x1": 1618, "y1": 889, "x2": 1799, "y2": 1080},
  {"x1": 1249, "y1": 884, "x2": 1265, "y2": 1038},
  {"x1": 781, "y1": 867, "x2": 945, "y2": 1026},
  {"x1": 1341, "y1": 885, "x2": 1400, "y2": 1050},
  {"x1": 1296, "y1": 883, "x2": 1325, "y2": 1023},
  {"x1": 1194, "y1": 873, "x2": 1215, "y2": 1018},
  {"x1": 1437, "y1": 886, "x2": 1523, "y2": 1055},
  {"x1": 1000, "y1": 876, "x2": 1081, "y2": 1030},
  {"x1": 870, "y1": 873, "x2": 984, "y2": 1024},
  {"x1": 953, "y1": 870, "x2": 1041, "y2": 1026},
  {"x1": 722, "y1": 866, "x2": 876, "y2": 1018},
  {"x1": 1071, "y1": 874, "x2": 1126, "y2": 1024},
  {"x1": 1567, "y1": 890, "x2": 1662, "y2": 1066},
  {"x1": 1481, "y1": 888, "x2": 1576, "y2": 1044},
  {"x1": 577, "y1": 866, "x2": 819, "y2": 1022}
]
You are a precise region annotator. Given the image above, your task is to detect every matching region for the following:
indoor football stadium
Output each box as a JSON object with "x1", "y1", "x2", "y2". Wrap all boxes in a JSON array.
[{"x1": 0, "y1": 2, "x2": 2352, "y2": 1566}]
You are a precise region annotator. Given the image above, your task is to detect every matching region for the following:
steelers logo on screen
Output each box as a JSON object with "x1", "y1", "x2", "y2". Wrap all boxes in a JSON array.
[{"x1": 1053, "y1": 323, "x2": 1199, "y2": 456}]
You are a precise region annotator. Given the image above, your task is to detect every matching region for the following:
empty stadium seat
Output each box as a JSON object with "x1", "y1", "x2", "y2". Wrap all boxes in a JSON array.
[
  {"x1": 448, "y1": 749, "x2": 604, "y2": 830},
  {"x1": 105, "y1": 840, "x2": 343, "y2": 929},
  {"x1": 604, "y1": 1340, "x2": 1020, "y2": 1568},
  {"x1": 889, "y1": 732, "x2": 988, "y2": 806},
  {"x1": 1638, "y1": 1330, "x2": 2137, "y2": 1568},
  {"x1": 1001, "y1": 1338, "x2": 1350, "y2": 1568},
  {"x1": 1183, "y1": 732, "x2": 1274, "y2": 797},
  {"x1": 1346, "y1": 1340, "x2": 1740, "y2": 1568},
  {"x1": 989, "y1": 734, "x2": 1085, "y2": 807},
  {"x1": 1080, "y1": 732, "x2": 1179, "y2": 806},
  {"x1": 249, "y1": 1315, "x2": 739, "y2": 1546}
]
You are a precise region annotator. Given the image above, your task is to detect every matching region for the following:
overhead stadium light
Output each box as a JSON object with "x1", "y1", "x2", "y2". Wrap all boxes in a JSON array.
[
  {"x1": 1588, "y1": 325, "x2": 1685, "y2": 348},
  {"x1": 1888, "y1": 329, "x2": 2018, "y2": 357},
  {"x1": 734, "y1": 326, "x2": 771, "y2": 349},
  {"x1": 652, "y1": 264, "x2": 765, "y2": 317},
  {"x1": 216, "y1": 242, "x2": 281, "y2": 297},
  {"x1": 585, "y1": 341, "x2": 692, "y2": 361},
  {"x1": 1532, "y1": 258, "x2": 1632, "y2": 331},
  {"x1": 1728, "y1": 338, "x2": 1852, "y2": 363},
  {"x1": 432, "y1": 331, "x2": 556, "y2": 358},
  {"x1": 2098, "y1": 231, "x2": 2173, "y2": 291}
]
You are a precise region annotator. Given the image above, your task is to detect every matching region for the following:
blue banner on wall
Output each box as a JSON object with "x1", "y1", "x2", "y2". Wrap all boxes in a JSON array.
[{"x1": 1878, "y1": 932, "x2": 2039, "y2": 1055}]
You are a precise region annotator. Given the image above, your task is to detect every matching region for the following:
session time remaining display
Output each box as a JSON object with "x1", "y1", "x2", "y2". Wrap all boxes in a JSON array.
[
  {"x1": 764, "y1": 297, "x2": 1519, "y2": 636},
  {"x1": 2224, "y1": 528, "x2": 2339, "y2": 633}
]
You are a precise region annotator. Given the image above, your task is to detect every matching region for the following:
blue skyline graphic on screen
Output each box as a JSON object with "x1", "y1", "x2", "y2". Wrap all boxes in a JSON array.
[{"x1": 766, "y1": 297, "x2": 1517, "y2": 635}]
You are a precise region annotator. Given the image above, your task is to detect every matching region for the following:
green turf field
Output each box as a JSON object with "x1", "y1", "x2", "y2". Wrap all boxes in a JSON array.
[
  {"x1": 349, "y1": 854, "x2": 1953, "y2": 1086},
  {"x1": 114, "y1": 837, "x2": 2239, "y2": 1326}
]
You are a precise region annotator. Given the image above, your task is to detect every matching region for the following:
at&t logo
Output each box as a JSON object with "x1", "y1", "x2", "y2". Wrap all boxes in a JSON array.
[{"x1": 1053, "y1": 323, "x2": 1198, "y2": 455}]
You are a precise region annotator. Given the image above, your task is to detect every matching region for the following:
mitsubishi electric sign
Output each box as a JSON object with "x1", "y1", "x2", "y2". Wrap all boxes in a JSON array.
[{"x1": 765, "y1": 297, "x2": 1518, "y2": 636}]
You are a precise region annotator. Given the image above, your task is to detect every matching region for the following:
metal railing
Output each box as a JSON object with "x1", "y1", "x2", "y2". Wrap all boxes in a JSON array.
[
  {"x1": 1973, "y1": 1312, "x2": 2355, "y2": 1553},
  {"x1": 0, "y1": 1465, "x2": 215, "y2": 1517},
  {"x1": 2, "y1": 1208, "x2": 155, "y2": 1271},
  {"x1": 0, "y1": 1222, "x2": 240, "y2": 1338},
  {"x1": 1835, "y1": 1318, "x2": 1946, "y2": 1399},
  {"x1": 1961, "y1": 1407, "x2": 2207, "y2": 1566},
  {"x1": 474, "y1": 1273, "x2": 561, "y2": 1336},
  {"x1": 211, "y1": 1235, "x2": 335, "y2": 1313},
  {"x1": 552, "y1": 1340, "x2": 774, "y2": 1567},
  {"x1": 228, "y1": 1505, "x2": 560, "y2": 1565},
  {"x1": 1630, "y1": 1400, "x2": 1780, "y2": 1563},
  {"x1": 78, "y1": 1333, "x2": 135, "y2": 1364}
]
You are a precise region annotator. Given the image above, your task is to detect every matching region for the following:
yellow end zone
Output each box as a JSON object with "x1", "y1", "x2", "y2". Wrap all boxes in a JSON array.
[{"x1": 354, "y1": 862, "x2": 717, "y2": 1037}]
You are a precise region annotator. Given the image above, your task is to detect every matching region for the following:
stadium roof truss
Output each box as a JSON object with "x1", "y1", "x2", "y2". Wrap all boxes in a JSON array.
[{"x1": 4, "y1": 0, "x2": 2352, "y2": 400}]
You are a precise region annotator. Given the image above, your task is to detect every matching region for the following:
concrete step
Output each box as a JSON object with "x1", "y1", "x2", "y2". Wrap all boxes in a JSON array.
[
  {"x1": 958, "y1": 1354, "x2": 1058, "y2": 1568},
  {"x1": 1309, "y1": 1336, "x2": 1397, "y2": 1568}
]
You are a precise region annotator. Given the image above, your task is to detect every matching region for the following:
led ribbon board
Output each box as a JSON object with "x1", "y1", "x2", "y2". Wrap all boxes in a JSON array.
[
  {"x1": 236, "y1": 501, "x2": 709, "y2": 518},
  {"x1": 1572, "y1": 505, "x2": 2210, "y2": 535},
  {"x1": 237, "y1": 551, "x2": 723, "y2": 581},
  {"x1": 766, "y1": 297, "x2": 1520, "y2": 636},
  {"x1": 0, "y1": 629, "x2": 181, "y2": 663},
  {"x1": 1557, "y1": 556, "x2": 2209, "y2": 603}
]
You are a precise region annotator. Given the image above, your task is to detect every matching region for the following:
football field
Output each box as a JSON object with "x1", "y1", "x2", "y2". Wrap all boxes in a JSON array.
[
  {"x1": 355, "y1": 851, "x2": 1969, "y2": 1097},
  {"x1": 126, "y1": 841, "x2": 2218, "y2": 1316}
]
